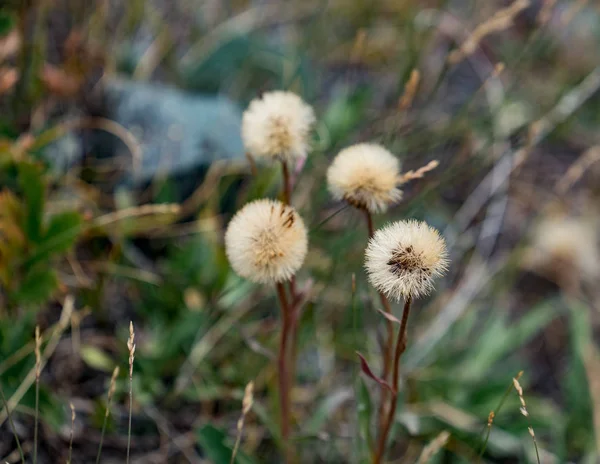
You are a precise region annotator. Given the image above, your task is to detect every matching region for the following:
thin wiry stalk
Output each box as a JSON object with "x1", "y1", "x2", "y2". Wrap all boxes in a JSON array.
[
  {"x1": 512, "y1": 374, "x2": 540, "y2": 464},
  {"x1": 230, "y1": 381, "x2": 254, "y2": 464},
  {"x1": 67, "y1": 403, "x2": 75, "y2": 463},
  {"x1": 309, "y1": 204, "x2": 349, "y2": 234},
  {"x1": 373, "y1": 296, "x2": 412, "y2": 464},
  {"x1": 478, "y1": 371, "x2": 522, "y2": 458},
  {"x1": 96, "y1": 366, "x2": 120, "y2": 464},
  {"x1": 0, "y1": 383, "x2": 25, "y2": 464},
  {"x1": 34, "y1": 325, "x2": 41, "y2": 464},
  {"x1": 126, "y1": 322, "x2": 136, "y2": 464}
]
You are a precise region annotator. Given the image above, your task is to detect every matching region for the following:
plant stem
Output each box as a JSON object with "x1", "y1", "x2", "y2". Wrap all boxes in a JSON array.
[
  {"x1": 281, "y1": 160, "x2": 292, "y2": 205},
  {"x1": 363, "y1": 210, "x2": 395, "y2": 436},
  {"x1": 126, "y1": 323, "x2": 135, "y2": 464},
  {"x1": 0, "y1": 383, "x2": 25, "y2": 464},
  {"x1": 67, "y1": 403, "x2": 75, "y2": 464},
  {"x1": 373, "y1": 296, "x2": 412, "y2": 464},
  {"x1": 34, "y1": 377, "x2": 39, "y2": 463},
  {"x1": 276, "y1": 282, "x2": 293, "y2": 463}
]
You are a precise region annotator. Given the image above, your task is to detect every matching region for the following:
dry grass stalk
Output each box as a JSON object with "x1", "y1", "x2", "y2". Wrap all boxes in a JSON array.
[
  {"x1": 126, "y1": 322, "x2": 136, "y2": 464},
  {"x1": 448, "y1": 0, "x2": 530, "y2": 64},
  {"x1": 512, "y1": 374, "x2": 540, "y2": 464},
  {"x1": 33, "y1": 326, "x2": 42, "y2": 464},
  {"x1": 417, "y1": 430, "x2": 450, "y2": 464},
  {"x1": 67, "y1": 403, "x2": 76, "y2": 464},
  {"x1": 0, "y1": 383, "x2": 25, "y2": 464},
  {"x1": 0, "y1": 67, "x2": 18, "y2": 95},
  {"x1": 538, "y1": 0, "x2": 557, "y2": 25},
  {"x1": 398, "y1": 160, "x2": 439, "y2": 184},
  {"x1": 0, "y1": 30, "x2": 21, "y2": 62},
  {"x1": 96, "y1": 366, "x2": 120, "y2": 464},
  {"x1": 0, "y1": 296, "x2": 75, "y2": 426},
  {"x1": 398, "y1": 70, "x2": 420, "y2": 112},
  {"x1": 555, "y1": 146, "x2": 600, "y2": 194},
  {"x1": 231, "y1": 381, "x2": 255, "y2": 464}
]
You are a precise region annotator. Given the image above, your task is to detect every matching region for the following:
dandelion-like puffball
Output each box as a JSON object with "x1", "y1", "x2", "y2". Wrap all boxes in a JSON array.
[
  {"x1": 327, "y1": 143, "x2": 402, "y2": 213},
  {"x1": 526, "y1": 215, "x2": 600, "y2": 282},
  {"x1": 242, "y1": 91, "x2": 315, "y2": 164},
  {"x1": 365, "y1": 220, "x2": 448, "y2": 300},
  {"x1": 225, "y1": 199, "x2": 308, "y2": 284}
]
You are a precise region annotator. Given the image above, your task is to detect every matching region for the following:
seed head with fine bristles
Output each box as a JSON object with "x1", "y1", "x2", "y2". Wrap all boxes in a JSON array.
[
  {"x1": 327, "y1": 143, "x2": 402, "y2": 213},
  {"x1": 242, "y1": 91, "x2": 315, "y2": 164},
  {"x1": 225, "y1": 199, "x2": 308, "y2": 284},
  {"x1": 365, "y1": 220, "x2": 448, "y2": 300}
]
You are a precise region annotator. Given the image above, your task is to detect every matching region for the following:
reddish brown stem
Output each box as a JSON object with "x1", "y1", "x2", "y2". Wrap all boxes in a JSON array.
[
  {"x1": 364, "y1": 210, "x2": 395, "y2": 435},
  {"x1": 281, "y1": 160, "x2": 292, "y2": 205},
  {"x1": 276, "y1": 282, "x2": 293, "y2": 462},
  {"x1": 364, "y1": 209, "x2": 375, "y2": 238},
  {"x1": 373, "y1": 296, "x2": 412, "y2": 464}
]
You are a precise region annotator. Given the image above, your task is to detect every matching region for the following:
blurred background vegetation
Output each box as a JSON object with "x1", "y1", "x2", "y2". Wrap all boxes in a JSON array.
[{"x1": 1, "y1": 0, "x2": 600, "y2": 462}]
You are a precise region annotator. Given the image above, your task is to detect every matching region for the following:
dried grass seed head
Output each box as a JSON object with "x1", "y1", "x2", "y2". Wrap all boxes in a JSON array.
[
  {"x1": 225, "y1": 199, "x2": 308, "y2": 284},
  {"x1": 242, "y1": 91, "x2": 315, "y2": 164},
  {"x1": 327, "y1": 143, "x2": 402, "y2": 213},
  {"x1": 365, "y1": 220, "x2": 448, "y2": 300}
]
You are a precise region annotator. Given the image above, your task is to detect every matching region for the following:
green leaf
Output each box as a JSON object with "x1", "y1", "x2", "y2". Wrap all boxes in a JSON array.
[
  {"x1": 462, "y1": 301, "x2": 560, "y2": 379},
  {"x1": 80, "y1": 345, "x2": 114, "y2": 372},
  {"x1": 44, "y1": 211, "x2": 82, "y2": 253},
  {"x1": 17, "y1": 162, "x2": 45, "y2": 243},
  {"x1": 303, "y1": 388, "x2": 353, "y2": 436},
  {"x1": 196, "y1": 424, "x2": 257, "y2": 464},
  {"x1": 0, "y1": 9, "x2": 16, "y2": 36},
  {"x1": 356, "y1": 377, "x2": 374, "y2": 455},
  {"x1": 13, "y1": 267, "x2": 57, "y2": 305}
]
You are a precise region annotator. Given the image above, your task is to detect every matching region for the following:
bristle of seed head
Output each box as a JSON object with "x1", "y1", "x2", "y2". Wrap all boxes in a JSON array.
[
  {"x1": 365, "y1": 220, "x2": 448, "y2": 301},
  {"x1": 327, "y1": 143, "x2": 402, "y2": 214}
]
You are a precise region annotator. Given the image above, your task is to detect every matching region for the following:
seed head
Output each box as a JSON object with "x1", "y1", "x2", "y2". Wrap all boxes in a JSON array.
[
  {"x1": 225, "y1": 199, "x2": 308, "y2": 284},
  {"x1": 242, "y1": 91, "x2": 315, "y2": 164},
  {"x1": 327, "y1": 143, "x2": 402, "y2": 213},
  {"x1": 365, "y1": 220, "x2": 448, "y2": 300}
]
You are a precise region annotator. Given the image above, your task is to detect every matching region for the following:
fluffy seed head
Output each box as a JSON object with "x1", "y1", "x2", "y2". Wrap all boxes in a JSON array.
[
  {"x1": 365, "y1": 220, "x2": 448, "y2": 300},
  {"x1": 524, "y1": 215, "x2": 600, "y2": 286},
  {"x1": 225, "y1": 199, "x2": 308, "y2": 284},
  {"x1": 327, "y1": 143, "x2": 402, "y2": 213},
  {"x1": 242, "y1": 91, "x2": 315, "y2": 163}
]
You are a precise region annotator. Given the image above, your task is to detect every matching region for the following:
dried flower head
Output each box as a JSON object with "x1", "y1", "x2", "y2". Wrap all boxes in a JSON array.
[
  {"x1": 327, "y1": 143, "x2": 402, "y2": 213},
  {"x1": 525, "y1": 215, "x2": 600, "y2": 283},
  {"x1": 225, "y1": 199, "x2": 308, "y2": 284},
  {"x1": 365, "y1": 220, "x2": 448, "y2": 300},
  {"x1": 242, "y1": 91, "x2": 315, "y2": 164}
]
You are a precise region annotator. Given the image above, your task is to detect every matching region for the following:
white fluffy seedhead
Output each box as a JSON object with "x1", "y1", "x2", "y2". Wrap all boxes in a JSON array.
[
  {"x1": 241, "y1": 91, "x2": 315, "y2": 164},
  {"x1": 225, "y1": 199, "x2": 308, "y2": 284},
  {"x1": 327, "y1": 143, "x2": 402, "y2": 213},
  {"x1": 365, "y1": 220, "x2": 448, "y2": 300}
]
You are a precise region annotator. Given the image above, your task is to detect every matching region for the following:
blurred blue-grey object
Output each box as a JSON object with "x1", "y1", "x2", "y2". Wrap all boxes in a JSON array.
[{"x1": 45, "y1": 78, "x2": 244, "y2": 185}]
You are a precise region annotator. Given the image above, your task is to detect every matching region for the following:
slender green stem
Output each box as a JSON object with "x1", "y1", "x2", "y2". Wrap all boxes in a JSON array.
[
  {"x1": 96, "y1": 413, "x2": 109, "y2": 464},
  {"x1": 126, "y1": 370, "x2": 133, "y2": 463},
  {"x1": 478, "y1": 375, "x2": 518, "y2": 458},
  {"x1": 126, "y1": 323, "x2": 135, "y2": 464},
  {"x1": 33, "y1": 376, "x2": 39, "y2": 464},
  {"x1": 0, "y1": 383, "x2": 25, "y2": 464}
]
